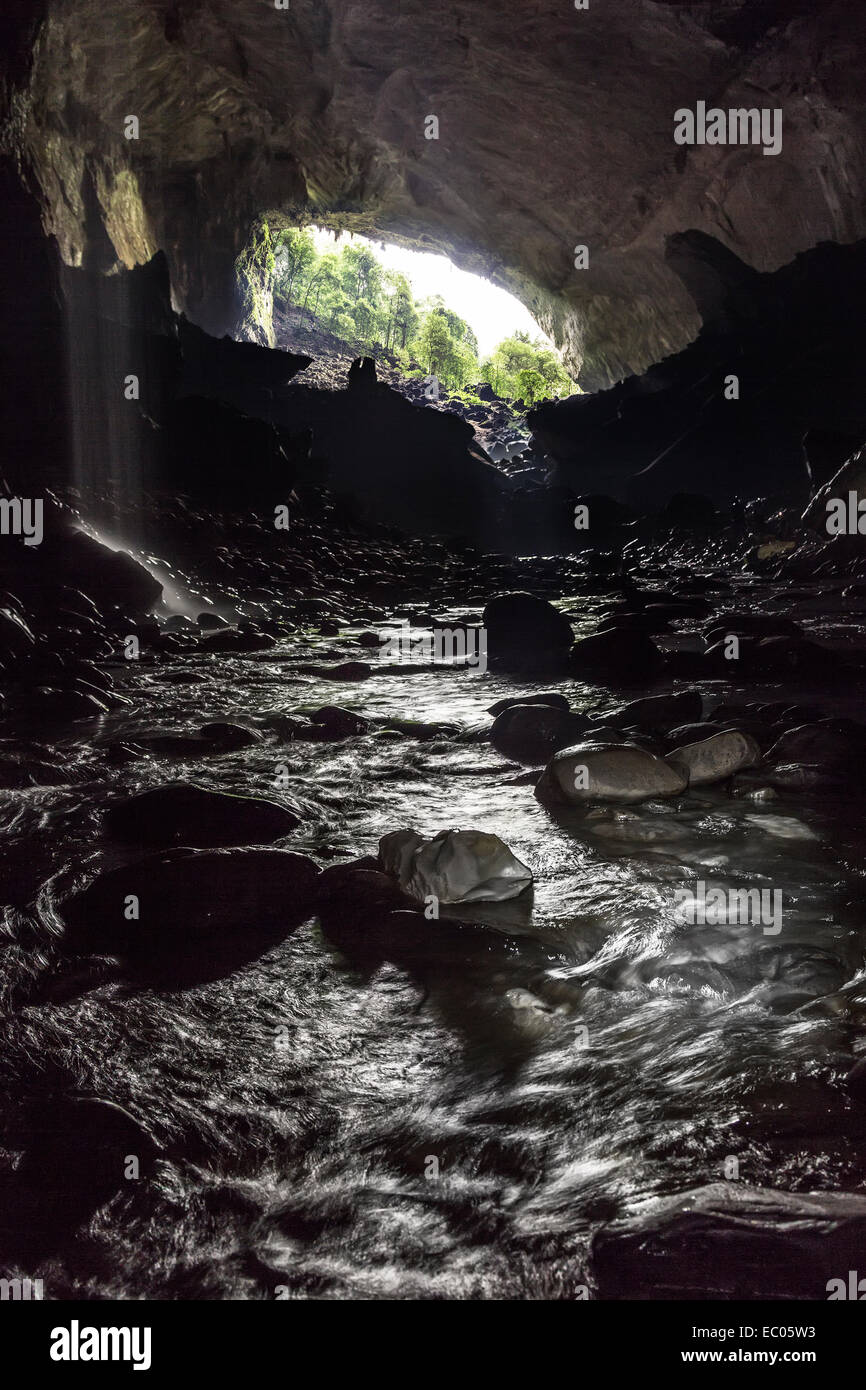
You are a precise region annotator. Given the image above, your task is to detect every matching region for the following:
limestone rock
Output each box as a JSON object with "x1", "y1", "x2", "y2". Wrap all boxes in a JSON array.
[
  {"x1": 666, "y1": 729, "x2": 760, "y2": 786},
  {"x1": 536, "y1": 741, "x2": 687, "y2": 806},
  {"x1": 379, "y1": 828, "x2": 533, "y2": 904}
]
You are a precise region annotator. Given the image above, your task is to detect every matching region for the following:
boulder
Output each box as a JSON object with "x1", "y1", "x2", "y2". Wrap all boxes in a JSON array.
[
  {"x1": 297, "y1": 661, "x2": 372, "y2": 681},
  {"x1": 61, "y1": 847, "x2": 320, "y2": 954},
  {"x1": 536, "y1": 741, "x2": 688, "y2": 806},
  {"x1": 490, "y1": 703, "x2": 591, "y2": 763},
  {"x1": 592, "y1": 1183, "x2": 866, "y2": 1300},
  {"x1": 105, "y1": 782, "x2": 301, "y2": 846},
  {"x1": 24, "y1": 685, "x2": 110, "y2": 720},
  {"x1": 315, "y1": 861, "x2": 418, "y2": 924},
  {"x1": 200, "y1": 627, "x2": 276, "y2": 652},
  {"x1": 608, "y1": 690, "x2": 702, "y2": 732},
  {"x1": 198, "y1": 722, "x2": 262, "y2": 750},
  {"x1": 16, "y1": 1095, "x2": 162, "y2": 1196},
  {"x1": 570, "y1": 626, "x2": 665, "y2": 683},
  {"x1": 379, "y1": 828, "x2": 533, "y2": 904},
  {"x1": 487, "y1": 692, "x2": 570, "y2": 716},
  {"x1": 766, "y1": 719, "x2": 866, "y2": 770},
  {"x1": 307, "y1": 706, "x2": 370, "y2": 739},
  {"x1": 482, "y1": 592, "x2": 573, "y2": 669},
  {"x1": 666, "y1": 729, "x2": 760, "y2": 786},
  {"x1": 49, "y1": 529, "x2": 162, "y2": 615}
]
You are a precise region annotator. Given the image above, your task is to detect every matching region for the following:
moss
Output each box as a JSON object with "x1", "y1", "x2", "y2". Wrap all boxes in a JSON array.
[{"x1": 236, "y1": 220, "x2": 277, "y2": 347}]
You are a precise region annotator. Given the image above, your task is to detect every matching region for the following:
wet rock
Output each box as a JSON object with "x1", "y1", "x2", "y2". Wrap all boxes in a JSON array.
[
  {"x1": 315, "y1": 861, "x2": 418, "y2": 924},
  {"x1": 17, "y1": 1094, "x2": 162, "y2": 1192},
  {"x1": 379, "y1": 717, "x2": 459, "y2": 741},
  {"x1": 705, "y1": 612, "x2": 802, "y2": 642},
  {"x1": 200, "y1": 627, "x2": 276, "y2": 652},
  {"x1": 766, "y1": 719, "x2": 866, "y2": 770},
  {"x1": 666, "y1": 729, "x2": 761, "y2": 786},
  {"x1": 130, "y1": 732, "x2": 214, "y2": 757},
  {"x1": 379, "y1": 828, "x2": 533, "y2": 904},
  {"x1": 665, "y1": 720, "x2": 726, "y2": 746},
  {"x1": 23, "y1": 685, "x2": 110, "y2": 720},
  {"x1": 482, "y1": 592, "x2": 573, "y2": 669},
  {"x1": 0, "y1": 604, "x2": 38, "y2": 671},
  {"x1": 536, "y1": 741, "x2": 688, "y2": 806},
  {"x1": 487, "y1": 692, "x2": 570, "y2": 716},
  {"x1": 307, "y1": 706, "x2": 370, "y2": 739},
  {"x1": 570, "y1": 626, "x2": 665, "y2": 683},
  {"x1": 592, "y1": 1183, "x2": 866, "y2": 1299},
  {"x1": 490, "y1": 702, "x2": 590, "y2": 763},
  {"x1": 802, "y1": 444, "x2": 866, "y2": 531},
  {"x1": 60, "y1": 846, "x2": 320, "y2": 954},
  {"x1": 298, "y1": 661, "x2": 372, "y2": 681},
  {"x1": 199, "y1": 721, "x2": 262, "y2": 750},
  {"x1": 105, "y1": 782, "x2": 301, "y2": 846},
  {"x1": 608, "y1": 690, "x2": 702, "y2": 732},
  {"x1": 197, "y1": 611, "x2": 229, "y2": 629},
  {"x1": 52, "y1": 530, "x2": 162, "y2": 615}
]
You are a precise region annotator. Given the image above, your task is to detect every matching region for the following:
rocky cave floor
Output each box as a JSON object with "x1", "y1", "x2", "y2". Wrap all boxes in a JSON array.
[{"x1": 1, "y1": 487, "x2": 866, "y2": 1299}]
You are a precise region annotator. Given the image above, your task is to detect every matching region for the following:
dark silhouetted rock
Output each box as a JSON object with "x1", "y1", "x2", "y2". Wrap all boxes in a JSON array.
[
  {"x1": 60, "y1": 846, "x2": 320, "y2": 953},
  {"x1": 490, "y1": 702, "x2": 590, "y2": 763},
  {"x1": 592, "y1": 1183, "x2": 866, "y2": 1300},
  {"x1": 105, "y1": 782, "x2": 301, "y2": 846},
  {"x1": 483, "y1": 592, "x2": 574, "y2": 669},
  {"x1": 570, "y1": 626, "x2": 665, "y2": 683}
]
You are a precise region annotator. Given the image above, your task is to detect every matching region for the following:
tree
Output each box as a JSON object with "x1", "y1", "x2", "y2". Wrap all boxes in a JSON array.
[
  {"x1": 515, "y1": 368, "x2": 548, "y2": 406},
  {"x1": 274, "y1": 228, "x2": 317, "y2": 303},
  {"x1": 481, "y1": 333, "x2": 572, "y2": 401}
]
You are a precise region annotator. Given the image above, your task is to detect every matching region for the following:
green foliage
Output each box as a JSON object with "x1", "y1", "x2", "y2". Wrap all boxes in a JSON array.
[
  {"x1": 273, "y1": 230, "x2": 574, "y2": 401},
  {"x1": 237, "y1": 221, "x2": 277, "y2": 347},
  {"x1": 480, "y1": 333, "x2": 573, "y2": 402}
]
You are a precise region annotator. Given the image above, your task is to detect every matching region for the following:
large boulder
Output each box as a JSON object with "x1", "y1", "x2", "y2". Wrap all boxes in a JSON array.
[
  {"x1": 45, "y1": 529, "x2": 162, "y2": 615},
  {"x1": 379, "y1": 828, "x2": 533, "y2": 904},
  {"x1": 592, "y1": 1183, "x2": 866, "y2": 1300},
  {"x1": 570, "y1": 626, "x2": 665, "y2": 683},
  {"x1": 490, "y1": 702, "x2": 590, "y2": 763},
  {"x1": 608, "y1": 690, "x2": 703, "y2": 732},
  {"x1": 105, "y1": 782, "x2": 301, "y2": 846},
  {"x1": 666, "y1": 729, "x2": 760, "y2": 786},
  {"x1": 765, "y1": 719, "x2": 866, "y2": 770},
  {"x1": 536, "y1": 741, "x2": 687, "y2": 806},
  {"x1": 60, "y1": 847, "x2": 321, "y2": 953},
  {"x1": 482, "y1": 593, "x2": 574, "y2": 670}
]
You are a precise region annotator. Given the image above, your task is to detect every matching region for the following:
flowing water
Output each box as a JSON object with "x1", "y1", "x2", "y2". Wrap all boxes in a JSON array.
[{"x1": 1, "y1": 568, "x2": 865, "y2": 1299}]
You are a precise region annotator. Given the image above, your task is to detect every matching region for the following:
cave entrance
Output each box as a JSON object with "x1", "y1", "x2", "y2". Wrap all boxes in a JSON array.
[{"x1": 264, "y1": 225, "x2": 576, "y2": 415}]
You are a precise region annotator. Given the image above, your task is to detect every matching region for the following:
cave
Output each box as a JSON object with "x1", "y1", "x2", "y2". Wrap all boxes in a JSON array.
[{"x1": 1, "y1": 0, "x2": 866, "y2": 1329}]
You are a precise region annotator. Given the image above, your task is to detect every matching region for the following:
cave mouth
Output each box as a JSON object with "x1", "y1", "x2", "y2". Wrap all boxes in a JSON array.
[
  {"x1": 277, "y1": 225, "x2": 557, "y2": 358},
  {"x1": 263, "y1": 222, "x2": 575, "y2": 413}
]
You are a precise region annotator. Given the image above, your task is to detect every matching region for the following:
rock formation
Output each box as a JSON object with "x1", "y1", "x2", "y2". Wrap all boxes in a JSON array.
[{"x1": 3, "y1": 0, "x2": 866, "y2": 387}]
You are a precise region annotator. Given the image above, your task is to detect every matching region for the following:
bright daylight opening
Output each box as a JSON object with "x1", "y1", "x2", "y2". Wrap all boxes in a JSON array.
[{"x1": 272, "y1": 225, "x2": 576, "y2": 410}]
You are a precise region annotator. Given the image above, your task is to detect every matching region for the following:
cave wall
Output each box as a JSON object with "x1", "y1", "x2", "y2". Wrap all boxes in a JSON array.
[{"x1": 2, "y1": 0, "x2": 865, "y2": 388}]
